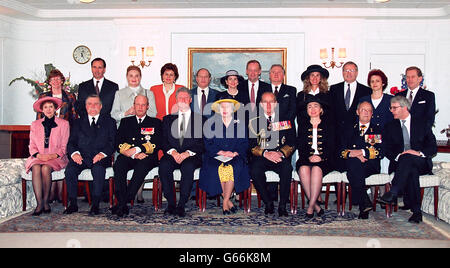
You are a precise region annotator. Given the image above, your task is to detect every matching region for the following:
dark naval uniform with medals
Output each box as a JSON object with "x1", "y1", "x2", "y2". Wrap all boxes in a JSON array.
[
  {"x1": 249, "y1": 113, "x2": 295, "y2": 215},
  {"x1": 113, "y1": 115, "x2": 162, "y2": 214},
  {"x1": 340, "y1": 120, "x2": 383, "y2": 217}
]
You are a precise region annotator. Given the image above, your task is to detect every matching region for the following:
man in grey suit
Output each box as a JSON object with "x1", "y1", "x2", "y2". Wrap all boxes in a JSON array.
[
  {"x1": 190, "y1": 68, "x2": 220, "y2": 118},
  {"x1": 111, "y1": 65, "x2": 157, "y2": 126}
]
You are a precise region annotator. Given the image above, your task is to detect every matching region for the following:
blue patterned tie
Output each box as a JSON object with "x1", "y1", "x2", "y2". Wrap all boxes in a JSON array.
[{"x1": 345, "y1": 83, "x2": 351, "y2": 110}]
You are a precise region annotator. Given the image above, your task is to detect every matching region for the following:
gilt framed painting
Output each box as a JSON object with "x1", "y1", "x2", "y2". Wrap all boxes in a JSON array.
[{"x1": 188, "y1": 48, "x2": 287, "y2": 90}]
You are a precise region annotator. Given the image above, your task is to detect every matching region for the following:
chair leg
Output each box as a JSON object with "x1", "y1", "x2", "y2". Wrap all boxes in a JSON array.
[
  {"x1": 22, "y1": 179, "x2": 27, "y2": 211},
  {"x1": 300, "y1": 183, "x2": 305, "y2": 210},
  {"x1": 158, "y1": 178, "x2": 162, "y2": 209},
  {"x1": 373, "y1": 186, "x2": 379, "y2": 212},
  {"x1": 202, "y1": 190, "x2": 207, "y2": 212},
  {"x1": 341, "y1": 182, "x2": 345, "y2": 215},
  {"x1": 434, "y1": 186, "x2": 439, "y2": 219},
  {"x1": 337, "y1": 182, "x2": 342, "y2": 215},
  {"x1": 196, "y1": 181, "x2": 199, "y2": 207},
  {"x1": 257, "y1": 191, "x2": 261, "y2": 208},
  {"x1": 62, "y1": 180, "x2": 68, "y2": 208},
  {"x1": 385, "y1": 183, "x2": 391, "y2": 217},
  {"x1": 325, "y1": 183, "x2": 330, "y2": 210},
  {"x1": 247, "y1": 184, "x2": 252, "y2": 213},
  {"x1": 217, "y1": 196, "x2": 221, "y2": 207},
  {"x1": 348, "y1": 185, "x2": 352, "y2": 211},
  {"x1": 84, "y1": 181, "x2": 91, "y2": 206},
  {"x1": 290, "y1": 181, "x2": 294, "y2": 214},
  {"x1": 152, "y1": 178, "x2": 159, "y2": 211},
  {"x1": 109, "y1": 178, "x2": 114, "y2": 208},
  {"x1": 294, "y1": 181, "x2": 299, "y2": 214}
]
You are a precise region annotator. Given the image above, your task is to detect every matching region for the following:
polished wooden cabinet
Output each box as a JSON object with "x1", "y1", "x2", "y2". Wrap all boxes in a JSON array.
[{"x1": 0, "y1": 125, "x2": 30, "y2": 159}]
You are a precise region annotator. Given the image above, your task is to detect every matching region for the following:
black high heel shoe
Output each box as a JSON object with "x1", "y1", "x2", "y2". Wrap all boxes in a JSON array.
[
  {"x1": 229, "y1": 206, "x2": 237, "y2": 214},
  {"x1": 316, "y1": 208, "x2": 324, "y2": 217},
  {"x1": 223, "y1": 209, "x2": 231, "y2": 215},
  {"x1": 31, "y1": 208, "x2": 43, "y2": 216},
  {"x1": 305, "y1": 212, "x2": 314, "y2": 220},
  {"x1": 43, "y1": 207, "x2": 51, "y2": 214}
]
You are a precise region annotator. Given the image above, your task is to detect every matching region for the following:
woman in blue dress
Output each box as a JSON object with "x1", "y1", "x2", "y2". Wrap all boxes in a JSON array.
[
  {"x1": 359, "y1": 69, "x2": 393, "y2": 130},
  {"x1": 199, "y1": 97, "x2": 250, "y2": 215}
]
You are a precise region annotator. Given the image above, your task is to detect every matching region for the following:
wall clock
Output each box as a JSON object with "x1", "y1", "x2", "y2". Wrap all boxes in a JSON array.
[{"x1": 73, "y1": 45, "x2": 92, "y2": 64}]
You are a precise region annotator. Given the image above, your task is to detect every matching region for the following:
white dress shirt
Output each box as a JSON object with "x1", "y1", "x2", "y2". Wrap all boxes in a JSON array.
[
  {"x1": 407, "y1": 86, "x2": 420, "y2": 103},
  {"x1": 344, "y1": 81, "x2": 357, "y2": 107},
  {"x1": 163, "y1": 84, "x2": 176, "y2": 116},
  {"x1": 168, "y1": 110, "x2": 196, "y2": 156},
  {"x1": 197, "y1": 87, "x2": 209, "y2": 110}
]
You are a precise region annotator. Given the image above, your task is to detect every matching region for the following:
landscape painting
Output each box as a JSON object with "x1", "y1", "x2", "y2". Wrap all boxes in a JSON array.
[{"x1": 188, "y1": 48, "x2": 287, "y2": 90}]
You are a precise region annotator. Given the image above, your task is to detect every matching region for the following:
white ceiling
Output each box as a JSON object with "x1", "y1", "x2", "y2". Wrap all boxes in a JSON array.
[{"x1": 1, "y1": 0, "x2": 449, "y2": 20}]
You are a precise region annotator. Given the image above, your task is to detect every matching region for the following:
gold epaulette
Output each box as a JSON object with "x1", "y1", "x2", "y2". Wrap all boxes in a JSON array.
[
  {"x1": 143, "y1": 142, "x2": 156, "y2": 154},
  {"x1": 251, "y1": 146, "x2": 264, "y2": 157},
  {"x1": 368, "y1": 146, "x2": 379, "y2": 160},
  {"x1": 119, "y1": 143, "x2": 132, "y2": 154},
  {"x1": 341, "y1": 149, "x2": 350, "y2": 159},
  {"x1": 280, "y1": 145, "x2": 294, "y2": 158}
]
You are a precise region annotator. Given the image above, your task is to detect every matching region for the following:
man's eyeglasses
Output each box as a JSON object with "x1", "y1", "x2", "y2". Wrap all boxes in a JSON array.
[{"x1": 389, "y1": 106, "x2": 402, "y2": 111}]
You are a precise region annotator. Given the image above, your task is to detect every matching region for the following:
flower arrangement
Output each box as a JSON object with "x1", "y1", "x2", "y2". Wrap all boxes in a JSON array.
[
  {"x1": 390, "y1": 73, "x2": 425, "y2": 95},
  {"x1": 9, "y1": 63, "x2": 78, "y2": 99}
]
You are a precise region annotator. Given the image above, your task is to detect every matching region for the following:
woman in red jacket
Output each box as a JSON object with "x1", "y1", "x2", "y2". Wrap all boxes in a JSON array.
[{"x1": 150, "y1": 63, "x2": 185, "y2": 121}]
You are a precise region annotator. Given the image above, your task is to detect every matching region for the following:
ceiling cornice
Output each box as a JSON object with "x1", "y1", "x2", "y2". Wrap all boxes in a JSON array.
[{"x1": 0, "y1": 0, "x2": 449, "y2": 20}]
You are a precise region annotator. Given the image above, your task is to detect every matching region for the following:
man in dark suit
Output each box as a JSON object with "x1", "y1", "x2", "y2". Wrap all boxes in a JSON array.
[
  {"x1": 340, "y1": 101, "x2": 383, "y2": 219},
  {"x1": 330, "y1": 61, "x2": 371, "y2": 171},
  {"x1": 249, "y1": 92, "x2": 296, "y2": 217},
  {"x1": 268, "y1": 64, "x2": 296, "y2": 122},
  {"x1": 238, "y1": 60, "x2": 272, "y2": 110},
  {"x1": 112, "y1": 95, "x2": 162, "y2": 217},
  {"x1": 190, "y1": 68, "x2": 220, "y2": 118},
  {"x1": 64, "y1": 94, "x2": 116, "y2": 215},
  {"x1": 396, "y1": 66, "x2": 435, "y2": 130},
  {"x1": 265, "y1": 64, "x2": 296, "y2": 202},
  {"x1": 379, "y1": 96, "x2": 437, "y2": 223},
  {"x1": 75, "y1": 58, "x2": 119, "y2": 118},
  {"x1": 160, "y1": 87, "x2": 206, "y2": 217}
]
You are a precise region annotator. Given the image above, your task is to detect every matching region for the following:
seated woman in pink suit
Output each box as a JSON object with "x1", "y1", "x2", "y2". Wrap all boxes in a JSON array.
[{"x1": 25, "y1": 96, "x2": 70, "y2": 216}]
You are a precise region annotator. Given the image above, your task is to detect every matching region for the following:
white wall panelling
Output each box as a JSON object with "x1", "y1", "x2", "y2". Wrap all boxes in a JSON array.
[{"x1": 0, "y1": 15, "x2": 448, "y2": 144}]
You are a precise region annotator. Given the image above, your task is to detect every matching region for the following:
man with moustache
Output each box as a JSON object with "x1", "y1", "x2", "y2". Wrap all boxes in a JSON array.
[
  {"x1": 64, "y1": 95, "x2": 116, "y2": 215},
  {"x1": 112, "y1": 95, "x2": 162, "y2": 217},
  {"x1": 396, "y1": 66, "x2": 435, "y2": 130}
]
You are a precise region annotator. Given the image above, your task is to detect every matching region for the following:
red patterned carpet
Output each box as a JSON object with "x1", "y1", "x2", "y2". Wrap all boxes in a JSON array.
[{"x1": 0, "y1": 197, "x2": 448, "y2": 242}]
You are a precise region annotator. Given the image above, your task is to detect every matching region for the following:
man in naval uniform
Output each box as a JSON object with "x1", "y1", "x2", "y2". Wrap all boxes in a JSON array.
[
  {"x1": 112, "y1": 95, "x2": 162, "y2": 217},
  {"x1": 340, "y1": 101, "x2": 383, "y2": 219},
  {"x1": 249, "y1": 92, "x2": 296, "y2": 217}
]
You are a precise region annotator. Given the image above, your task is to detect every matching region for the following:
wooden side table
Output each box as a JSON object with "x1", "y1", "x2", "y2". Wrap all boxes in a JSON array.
[
  {"x1": 437, "y1": 140, "x2": 450, "y2": 153},
  {"x1": 0, "y1": 125, "x2": 30, "y2": 159}
]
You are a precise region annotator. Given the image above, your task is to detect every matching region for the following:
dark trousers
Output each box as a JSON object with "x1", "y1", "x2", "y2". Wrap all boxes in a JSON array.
[
  {"x1": 159, "y1": 155, "x2": 201, "y2": 209},
  {"x1": 346, "y1": 157, "x2": 380, "y2": 210},
  {"x1": 65, "y1": 160, "x2": 108, "y2": 206},
  {"x1": 391, "y1": 154, "x2": 428, "y2": 213},
  {"x1": 113, "y1": 155, "x2": 158, "y2": 207},
  {"x1": 251, "y1": 156, "x2": 292, "y2": 208}
]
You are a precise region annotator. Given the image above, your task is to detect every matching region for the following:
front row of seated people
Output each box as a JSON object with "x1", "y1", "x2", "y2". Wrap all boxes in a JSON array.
[{"x1": 25, "y1": 88, "x2": 436, "y2": 223}]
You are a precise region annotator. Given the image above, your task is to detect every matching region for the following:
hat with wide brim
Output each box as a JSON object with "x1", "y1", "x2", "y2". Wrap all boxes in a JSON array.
[
  {"x1": 33, "y1": 96, "x2": 63, "y2": 113},
  {"x1": 211, "y1": 98, "x2": 241, "y2": 114},
  {"x1": 303, "y1": 96, "x2": 329, "y2": 110},
  {"x1": 220, "y1": 70, "x2": 245, "y2": 87},
  {"x1": 301, "y1": 64, "x2": 330, "y2": 81}
]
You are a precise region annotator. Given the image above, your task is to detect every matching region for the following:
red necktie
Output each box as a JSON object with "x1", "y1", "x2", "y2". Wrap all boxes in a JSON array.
[
  {"x1": 274, "y1": 86, "x2": 279, "y2": 97},
  {"x1": 250, "y1": 83, "x2": 255, "y2": 110},
  {"x1": 95, "y1": 80, "x2": 100, "y2": 95},
  {"x1": 201, "y1": 90, "x2": 207, "y2": 113}
]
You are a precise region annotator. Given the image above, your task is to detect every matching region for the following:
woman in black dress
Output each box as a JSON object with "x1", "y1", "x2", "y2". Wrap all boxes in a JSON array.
[
  {"x1": 296, "y1": 98, "x2": 335, "y2": 219},
  {"x1": 296, "y1": 65, "x2": 331, "y2": 126}
]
